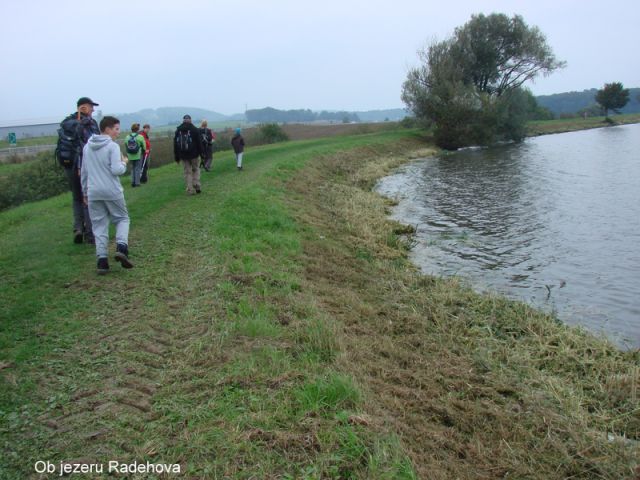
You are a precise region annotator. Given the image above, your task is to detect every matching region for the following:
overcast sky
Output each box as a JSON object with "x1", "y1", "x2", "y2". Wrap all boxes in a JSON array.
[{"x1": 1, "y1": 0, "x2": 638, "y2": 124}]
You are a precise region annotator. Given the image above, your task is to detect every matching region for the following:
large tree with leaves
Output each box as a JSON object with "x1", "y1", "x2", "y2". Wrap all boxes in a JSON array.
[
  {"x1": 402, "y1": 13, "x2": 565, "y2": 149},
  {"x1": 595, "y1": 82, "x2": 630, "y2": 118}
]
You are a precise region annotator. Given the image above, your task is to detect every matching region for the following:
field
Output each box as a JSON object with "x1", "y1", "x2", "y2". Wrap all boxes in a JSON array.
[{"x1": 1, "y1": 128, "x2": 639, "y2": 479}]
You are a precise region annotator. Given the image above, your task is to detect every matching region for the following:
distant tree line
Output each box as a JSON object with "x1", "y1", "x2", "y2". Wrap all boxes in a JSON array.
[
  {"x1": 536, "y1": 88, "x2": 640, "y2": 118},
  {"x1": 245, "y1": 107, "x2": 360, "y2": 124}
]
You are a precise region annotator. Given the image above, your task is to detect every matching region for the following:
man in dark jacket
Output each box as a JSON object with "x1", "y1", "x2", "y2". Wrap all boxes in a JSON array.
[
  {"x1": 57, "y1": 97, "x2": 100, "y2": 243},
  {"x1": 174, "y1": 115, "x2": 204, "y2": 194}
]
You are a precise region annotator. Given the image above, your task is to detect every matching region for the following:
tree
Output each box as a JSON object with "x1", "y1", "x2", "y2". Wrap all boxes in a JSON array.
[
  {"x1": 595, "y1": 82, "x2": 630, "y2": 118},
  {"x1": 402, "y1": 13, "x2": 565, "y2": 149}
]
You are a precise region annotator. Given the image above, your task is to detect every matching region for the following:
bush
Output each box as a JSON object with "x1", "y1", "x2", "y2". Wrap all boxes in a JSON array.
[
  {"x1": 0, "y1": 152, "x2": 68, "y2": 211},
  {"x1": 257, "y1": 123, "x2": 289, "y2": 144}
]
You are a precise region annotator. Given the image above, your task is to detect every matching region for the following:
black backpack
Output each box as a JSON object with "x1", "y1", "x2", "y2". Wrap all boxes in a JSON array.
[
  {"x1": 176, "y1": 130, "x2": 193, "y2": 154},
  {"x1": 200, "y1": 128, "x2": 212, "y2": 145},
  {"x1": 55, "y1": 117, "x2": 79, "y2": 168},
  {"x1": 126, "y1": 133, "x2": 140, "y2": 154}
]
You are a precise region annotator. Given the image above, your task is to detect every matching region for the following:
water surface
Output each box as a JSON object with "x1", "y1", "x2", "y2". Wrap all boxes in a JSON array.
[{"x1": 377, "y1": 124, "x2": 640, "y2": 348}]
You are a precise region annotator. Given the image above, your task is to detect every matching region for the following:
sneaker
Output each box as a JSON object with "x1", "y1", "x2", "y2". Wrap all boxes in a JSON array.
[
  {"x1": 114, "y1": 243, "x2": 134, "y2": 269},
  {"x1": 97, "y1": 257, "x2": 109, "y2": 275},
  {"x1": 74, "y1": 230, "x2": 83, "y2": 244}
]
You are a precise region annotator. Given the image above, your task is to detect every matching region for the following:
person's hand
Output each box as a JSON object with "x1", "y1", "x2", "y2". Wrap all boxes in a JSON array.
[
  {"x1": 121, "y1": 154, "x2": 129, "y2": 165},
  {"x1": 83, "y1": 195, "x2": 88, "y2": 206}
]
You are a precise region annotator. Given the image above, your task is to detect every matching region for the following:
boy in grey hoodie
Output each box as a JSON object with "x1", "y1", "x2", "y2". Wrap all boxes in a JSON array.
[{"x1": 81, "y1": 116, "x2": 134, "y2": 274}]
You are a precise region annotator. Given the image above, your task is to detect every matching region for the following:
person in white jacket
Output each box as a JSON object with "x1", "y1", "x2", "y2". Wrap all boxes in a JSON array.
[{"x1": 81, "y1": 116, "x2": 134, "y2": 274}]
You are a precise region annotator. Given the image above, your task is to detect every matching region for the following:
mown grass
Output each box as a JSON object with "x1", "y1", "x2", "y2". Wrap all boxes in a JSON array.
[
  {"x1": 1, "y1": 127, "x2": 638, "y2": 479},
  {"x1": 0, "y1": 130, "x2": 423, "y2": 479}
]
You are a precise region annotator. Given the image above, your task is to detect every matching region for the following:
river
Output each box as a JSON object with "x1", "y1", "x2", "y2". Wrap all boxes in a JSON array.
[{"x1": 376, "y1": 123, "x2": 640, "y2": 349}]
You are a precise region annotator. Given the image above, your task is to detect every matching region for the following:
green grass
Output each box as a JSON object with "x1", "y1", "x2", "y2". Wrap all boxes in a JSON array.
[{"x1": 0, "y1": 129, "x2": 420, "y2": 479}]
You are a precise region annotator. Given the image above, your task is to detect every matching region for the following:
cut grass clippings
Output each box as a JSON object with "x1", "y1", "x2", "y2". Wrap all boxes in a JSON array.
[{"x1": 1, "y1": 127, "x2": 638, "y2": 479}]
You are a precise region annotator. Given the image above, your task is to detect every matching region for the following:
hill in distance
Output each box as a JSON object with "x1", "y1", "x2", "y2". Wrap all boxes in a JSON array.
[
  {"x1": 114, "y1": 107, "x2": 244, "y2": 128},
  {"x1": 111, "y1": 86, "x2": 640, "y2": 128},
  {"x1": 113, "y1": 106, "x2": 408, "y2": 128}
]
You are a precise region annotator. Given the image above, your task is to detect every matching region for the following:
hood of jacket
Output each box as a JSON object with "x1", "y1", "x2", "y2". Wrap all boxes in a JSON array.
[
  {"x1": 87, "y1": 134, "x2": 112, "y2": 151},
  {"x1": 176, "y1": 122, "x2": 197, "y2": 133}
]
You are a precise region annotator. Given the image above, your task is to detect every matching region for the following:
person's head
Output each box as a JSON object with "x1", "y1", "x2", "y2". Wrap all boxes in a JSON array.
[
  {"x1": 143, "y1": 124, "x2": 150, "y2": 133},
  {"x1": 77, "y1": 97, "x2": 99, "y2": 117},
  {"x1": 235, "y1": 128, "x2": 241, "y2": 135},
  {"x1": 100, "y1": 116, "x2": 120, "y2": 140},
  {"x1": 183, "y1": 114, "x2": 192, "y2": 124},
  {"x1": 131, "y1": 123, "x2": 140, "y2": 133},
  {"x1": 200, "y1": 120, "x2": 208, "y2": 128}
]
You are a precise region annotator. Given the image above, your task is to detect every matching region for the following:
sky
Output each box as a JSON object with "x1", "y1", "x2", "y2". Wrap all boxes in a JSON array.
[{"x1": 1, "y1": 0, "x2": 638, "y2": 124}]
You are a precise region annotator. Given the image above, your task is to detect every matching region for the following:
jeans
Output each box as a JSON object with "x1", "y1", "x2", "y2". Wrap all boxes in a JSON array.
[{"x1": 130, "y1": 159, "x2": 142, "y2": 186}]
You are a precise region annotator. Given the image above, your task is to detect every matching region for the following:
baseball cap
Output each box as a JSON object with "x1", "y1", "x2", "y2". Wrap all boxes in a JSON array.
[{"x1": 77, "y1": 97, "x2": 99, "y2": 107}]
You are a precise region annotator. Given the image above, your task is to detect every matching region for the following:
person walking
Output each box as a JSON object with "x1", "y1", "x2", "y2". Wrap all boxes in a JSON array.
[
  {"x1": 199, "y1": 120, "x2": 215, "y2": 171},
  {"x1": 139, "y1": 124, "x2": 151, "y2": 183},
  {"x1": 125, "y1": 123, "x2": 146, "y2": 187},
  {"x1": 80, "y1": 116, "x2": 134, "y2": 275},
  {"x1": 56, "y1": 97, "x2": 100, "y2": 244},
  {"x1": 173, "y1": 114, "x2": 204, "y2": 194},
  {"x1": 231, "y1": 127, "x2": 245, "y2": 170}
]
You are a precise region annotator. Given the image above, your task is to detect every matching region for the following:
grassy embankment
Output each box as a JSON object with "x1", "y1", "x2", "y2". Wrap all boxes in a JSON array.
[
  {"x1": 1, "y1": 128, "x2": 639, "y2": 479},
  {"x1": 526, "y1": 113, "x2": 640, "y2": 136}
]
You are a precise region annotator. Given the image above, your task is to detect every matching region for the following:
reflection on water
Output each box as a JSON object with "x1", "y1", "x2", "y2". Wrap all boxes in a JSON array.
[{"x1": 377, "y1": 124, "x2": 640, "y2": 349}]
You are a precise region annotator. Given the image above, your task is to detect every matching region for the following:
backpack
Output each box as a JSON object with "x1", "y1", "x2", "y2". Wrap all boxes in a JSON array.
[
  {"x1": 126, "y1": 133, "x2": 140, "y2": 154},
  {"x1": 176, "y1": 130, "x2": 193, "y2": 154},
  {"x1": 200, "y1": 128, "x2": 212, "y2": 145},
  {"x1": 55, "y1": 117, "x2": 79, "y2": 168}
]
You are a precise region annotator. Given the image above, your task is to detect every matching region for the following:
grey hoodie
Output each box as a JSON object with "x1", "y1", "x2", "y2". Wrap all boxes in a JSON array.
[{"x1": 81, "y1": 135, "x2": 127, "y2": 200}]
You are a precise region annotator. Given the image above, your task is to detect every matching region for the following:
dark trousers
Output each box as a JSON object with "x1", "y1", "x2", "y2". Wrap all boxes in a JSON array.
[
  {"x1": 64, "y1": 166, "x2": 92, "y2": 236},
  {"x1": 140, "y1": 153, "x2": 150, "y2": 183},
  {"x1": 201, "y1": 144, "x2": 213, "y2": 170}
]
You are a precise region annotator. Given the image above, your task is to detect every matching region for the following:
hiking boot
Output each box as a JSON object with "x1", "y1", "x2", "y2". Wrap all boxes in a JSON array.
[
  {"x1": 97, "y1": 257, "x2": 109, "y2": 275},
  {"x1": 237, "y1": 166, "x2": 243, "y2": 171},
  {"x1": 195, "y1": 186, "x2": 202, "y2": 194},
  {"x1": 74, "y1": 230, "x2": 83, "y2": 244},
  {"x1": 114, "y1": 243, "x2": 134, "y2": 269}
]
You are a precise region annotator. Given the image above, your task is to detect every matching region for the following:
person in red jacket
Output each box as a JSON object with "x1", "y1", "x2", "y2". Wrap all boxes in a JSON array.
[{"x1": 140, "y1": 124, "x2": 151, "y2": 183}]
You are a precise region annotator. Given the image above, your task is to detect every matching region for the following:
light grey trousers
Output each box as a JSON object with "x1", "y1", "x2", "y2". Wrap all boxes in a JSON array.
[
  {"x1": 88, "y1": 197, "x2": 130, "y2": 258},
  {"x1": 181, "y1": 157, "x2": 201, "y2": 193}
]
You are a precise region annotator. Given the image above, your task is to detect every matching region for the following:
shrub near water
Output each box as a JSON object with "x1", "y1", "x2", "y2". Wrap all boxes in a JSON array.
[{"x1": 0, "y1": 152, "x2": 67, "y2": 211}]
